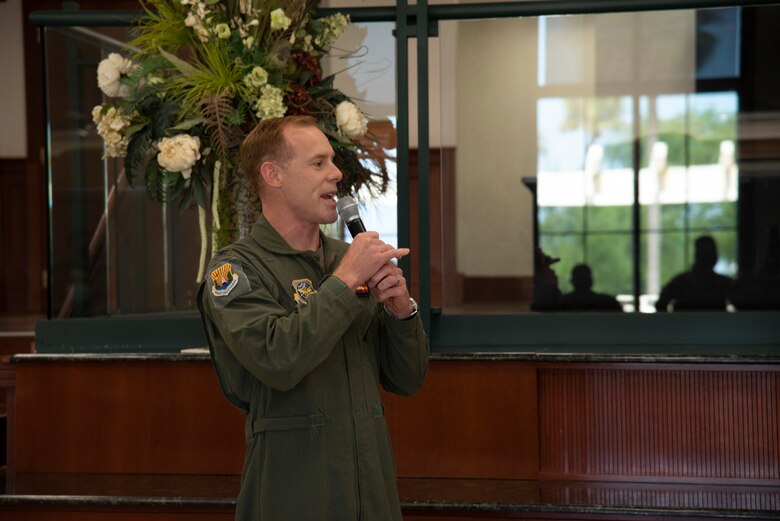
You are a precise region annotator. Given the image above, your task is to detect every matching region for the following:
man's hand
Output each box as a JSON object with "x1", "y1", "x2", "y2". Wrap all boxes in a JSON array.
[
  {"x1": 333, "y1": 232, "x2": 410, "y2": 291},
  {"x1": 368, "y1": 261, "x2": 414, "y2": 317}
]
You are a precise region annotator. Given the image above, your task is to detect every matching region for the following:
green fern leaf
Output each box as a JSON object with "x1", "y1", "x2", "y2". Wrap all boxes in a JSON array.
[{"x1": 145, "y1": 161, "x2": 166, "y2": 203}]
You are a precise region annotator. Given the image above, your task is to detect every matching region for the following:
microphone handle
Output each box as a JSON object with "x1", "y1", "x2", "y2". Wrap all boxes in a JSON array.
[{"x1": 346, "y1": 218, "x2": 367, "y2": 238}]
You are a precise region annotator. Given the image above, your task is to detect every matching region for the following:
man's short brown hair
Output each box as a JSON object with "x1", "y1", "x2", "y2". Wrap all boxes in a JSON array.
[{"x1": 240, "y1": 115, "x2": 320, "y2": 195}]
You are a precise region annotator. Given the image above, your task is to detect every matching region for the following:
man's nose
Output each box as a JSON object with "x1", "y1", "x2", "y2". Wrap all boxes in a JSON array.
[{"x1": 329, "y1": 162, "x2": 343, "y2": 182}]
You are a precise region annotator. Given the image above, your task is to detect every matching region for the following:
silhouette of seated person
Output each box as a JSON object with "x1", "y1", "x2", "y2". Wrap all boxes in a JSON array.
[
  {"x1": 655, "y1": 235, "x2": 733, "y2": 312},
  {"x1": 729, "y1": 226, "x2": 780, "y2": 310},
  {"x1": 531, "y1": 247, "x2": 562, "y2": 311},
  {"x1": 560, "y1": 264, "x2": 623, "y2": 312}
]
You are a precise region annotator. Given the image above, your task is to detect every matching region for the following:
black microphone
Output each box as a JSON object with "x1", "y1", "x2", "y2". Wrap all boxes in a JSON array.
[{"x1": 336, "y1": 196, "x2": 366, "y2": 238}]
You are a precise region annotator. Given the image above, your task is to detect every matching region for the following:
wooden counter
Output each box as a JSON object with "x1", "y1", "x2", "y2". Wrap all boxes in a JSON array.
[{"x1": 5, "y1": 352, "x2": 780, "y2": 519}]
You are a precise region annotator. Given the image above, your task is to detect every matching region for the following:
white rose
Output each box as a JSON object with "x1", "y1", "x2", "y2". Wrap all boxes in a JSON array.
[
  {"x1": 96, "y1": 53, "x2": 137, "y2": 98},
  {"x1": 156, "y1": 134, "x2": 201, "y2": 179},
  {"x1": 335, "y1": 101, "x2": 367, "y2": 139}
]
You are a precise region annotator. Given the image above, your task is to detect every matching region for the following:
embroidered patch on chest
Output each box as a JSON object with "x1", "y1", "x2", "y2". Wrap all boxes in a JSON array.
[
  {"x1": 292, "y1": 278, "x2": 316, "y2": 304},
  {"x1": 211, "y1": 263, "x2": 240, "y2": 296},
  {"x1": 355, "y1": 284, "x2": 370, "y2": 297}
]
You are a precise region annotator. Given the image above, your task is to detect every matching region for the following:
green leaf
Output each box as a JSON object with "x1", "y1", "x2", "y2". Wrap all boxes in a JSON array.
[
  {"x1": 164, "y1": 171, "x2": 181, "y2": 186},
  {"x1": 145, "y1": 162, "x2": 166, "y2": 203},
  {"x1": 171, "y1": 116, "x2": 206, "y2": 131},
  {"x1": 124, "y1": 123, "x2": 146, "y2": 141},
  {"x1": 158, "y1": 47, "x2": 200, "y2": 78},
  {"x1": 179, "y1": 185, "x2": 194, "y2": 210},
  {"x1": 193, "y1": 178, "x2": 208, "y2": 207},
  {"x1": 170, "y1": 175, "x2": 186, "y2": 198},
  {"x1": 124, "y1": 128, "x2": 152, "y2": 187},
  {"x1": 319, "y1": 74, "x2": 336, "y2": 90}
]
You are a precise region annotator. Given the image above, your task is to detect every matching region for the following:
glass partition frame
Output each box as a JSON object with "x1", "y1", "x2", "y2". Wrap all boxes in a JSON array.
[{"x1": 31, "y1": 0, "x2": 780, "y2": 353}]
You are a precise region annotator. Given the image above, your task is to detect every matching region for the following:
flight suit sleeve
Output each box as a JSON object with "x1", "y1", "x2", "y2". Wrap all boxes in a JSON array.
[
  {"x1": 376, "y1": 311, "x2": 430, "y2": 396},
  {"x1": 201, "y1": 256, "x2": 364, "y2": 392}
]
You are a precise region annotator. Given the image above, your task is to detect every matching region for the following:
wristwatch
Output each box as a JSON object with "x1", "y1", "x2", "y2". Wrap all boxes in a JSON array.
[{"x1": 386, "y1": 298, "x2": 418, "y2": 321}]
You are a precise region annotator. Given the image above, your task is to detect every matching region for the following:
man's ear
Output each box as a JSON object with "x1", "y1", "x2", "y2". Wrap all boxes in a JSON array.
[{"x1": 259, "y1": 161, "x2": 281, "y2": 188}]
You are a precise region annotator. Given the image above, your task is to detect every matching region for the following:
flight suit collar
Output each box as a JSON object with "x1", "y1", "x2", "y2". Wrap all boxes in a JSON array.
[{"x1": 250, "y1": 214, "x2": 342, "y2": 271}]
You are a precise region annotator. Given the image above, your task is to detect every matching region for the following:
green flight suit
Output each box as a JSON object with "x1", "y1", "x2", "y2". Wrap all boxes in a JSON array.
[{"x1": 198, "y1": 215, "x2": 430, "y2": 521}]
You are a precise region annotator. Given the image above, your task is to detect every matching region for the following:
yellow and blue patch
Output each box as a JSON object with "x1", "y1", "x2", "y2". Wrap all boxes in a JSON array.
[
  {"x1": 207, "y1": 258, "x2": 250, "y2": 309},
  {"x1": 355, "y1": 284, "x2": 370, "y2": 297},
  {"x1": 211, "y1": 262, "x2": 240, "y2": 297},
  {"x1": 292, "y1": 278, "x2": 316, "y2": 304}
]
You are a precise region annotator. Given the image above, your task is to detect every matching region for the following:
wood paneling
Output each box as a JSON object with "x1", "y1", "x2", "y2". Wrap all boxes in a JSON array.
[
  {"x1": 0, "y1": 159, "x2": 44, "y2": 316},
  {"x1": 409, "y1": 147, "x2": 456, "y2": 308},
  {"x1": 13, "y1": 361, "x2": 244, "y2": 475},
  {"x1": 10, "y1": 358, "x2": 780, "y2": 496},
  {"x1": 383, "y1": 361, "x2": 539, "y2": 479},
  {"x1": 539, "y1": 368, "x2": 780, "y2": 483}
]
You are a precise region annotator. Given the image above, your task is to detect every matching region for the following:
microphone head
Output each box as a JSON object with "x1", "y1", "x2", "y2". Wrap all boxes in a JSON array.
[{"x1": 336, "y1": 196, "x2": 361, "y2": 224}]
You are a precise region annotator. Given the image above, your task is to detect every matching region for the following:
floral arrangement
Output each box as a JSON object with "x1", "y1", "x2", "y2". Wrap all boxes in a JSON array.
[{"x1": 92, "y1": 0, "x2": 390, "y2": 279}]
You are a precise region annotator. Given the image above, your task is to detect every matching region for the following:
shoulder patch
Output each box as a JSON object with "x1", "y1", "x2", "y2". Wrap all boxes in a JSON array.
[
  {"x1": 208, "y1": 259, "x2": 251, "y2": 309},
  {"x1": 292, "y1": 278, "x2": 316, "y2": 304}
]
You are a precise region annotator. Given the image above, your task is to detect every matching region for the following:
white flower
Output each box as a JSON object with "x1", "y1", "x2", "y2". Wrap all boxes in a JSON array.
[
  {"x1": 270, "y1": 8, "x2": 292, "y2": 31},
  {"x1": 314, "y1": 13, "x2": 350, "y2": 50},
  {"x1": 185, "y1": 13, "x2": 199, "y2": 27},
  {"x1": 335, "y1": 101, "x2": 367, "y2": 139},
  {"x1": 215, "y1": 23, "x2": 231, "y2": 39},
  {"x1": 157, "y1": 134, "x2": 202, "y2": 179},
  {"x1": 253, "y1": 84, "x2": 287, "y2": 120},
  {"x1": 96, "y1": 53, "x2": 138, "y2": 98},
  {"x1": 243, "y1": 66, "x2": 268, "y2": 89},
  {"x1": 92, "y1": 104, "x2": 132, "y2": 158}
]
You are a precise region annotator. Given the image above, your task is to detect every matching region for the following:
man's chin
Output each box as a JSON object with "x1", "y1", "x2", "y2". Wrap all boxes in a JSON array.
[{"x1": 320, "y1": 212, "x2": 339, "y2": 225}]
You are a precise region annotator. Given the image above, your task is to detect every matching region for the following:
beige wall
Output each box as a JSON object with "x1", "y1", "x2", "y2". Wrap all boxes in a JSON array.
[
  {"x1": 0, "y1": 0, "x2": 27, "y2": 158},
  {"x1": 453, "y1": 18, "x2": 538, "y2": 276}
]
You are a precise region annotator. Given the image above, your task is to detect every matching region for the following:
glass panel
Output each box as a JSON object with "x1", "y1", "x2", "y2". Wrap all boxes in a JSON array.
[
  {"x1": 538, "y1": 234, "x2": 583, "y2": 295},
  {"x1": 437, "y1": 5, "x2": 780, "y2": 315},
  {"x1": 45, "y1": 20, "x2": 396, "y2": 318},
  {"x1": 539, "y1": 207, "x2": 583, "y2": 234},
  {"x1": 321, "y1": 22, "x2": 398, "y2": 245},
  {"x1": 585, "y1": 233, "x2": 633, "y2": 297},
  {"x1": 642, "y1": 231, "x2": 686, "y2": 312}
]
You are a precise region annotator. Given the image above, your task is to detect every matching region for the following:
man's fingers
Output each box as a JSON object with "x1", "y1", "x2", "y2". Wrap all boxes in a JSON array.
[{"x1": 382, "y1": 247, "x2": 409, "y2": 263}]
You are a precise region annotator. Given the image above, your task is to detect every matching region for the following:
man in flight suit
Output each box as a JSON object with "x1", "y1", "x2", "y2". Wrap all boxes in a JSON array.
[{"x1": 198, "y1": 115, "x2": 430, "y2": 520}]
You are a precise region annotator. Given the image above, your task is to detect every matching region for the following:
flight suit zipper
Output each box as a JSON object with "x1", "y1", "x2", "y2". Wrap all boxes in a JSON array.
[{"x1": 342, "y1": 338, "x2": 362, "y2": 520}]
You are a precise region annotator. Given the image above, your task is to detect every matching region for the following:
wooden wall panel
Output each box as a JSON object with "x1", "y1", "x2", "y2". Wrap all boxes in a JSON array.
[
  {"x1": 13, "y1": 361, "x2": 245, "y2": 475},
  {"x1": 538, "y1": 481, "x2": 780, "y2": 511},
  {"x1": 539, "y1": 368, "x2": 780, "y2": 483},
  {"x1": 383, "y1": 361, "x2": 539, "y2": 479},
  {"x1": 11, "y1": 358, "x2": 780, "y2": 488}
]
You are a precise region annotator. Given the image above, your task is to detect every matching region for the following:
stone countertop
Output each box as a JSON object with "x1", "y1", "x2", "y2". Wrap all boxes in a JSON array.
[
  {"x1": 2, "y1": 478, "x2": 780, "y2": 518},
  {"x1": 10, "y1": 347, "x2": 780, "y2": 364}
]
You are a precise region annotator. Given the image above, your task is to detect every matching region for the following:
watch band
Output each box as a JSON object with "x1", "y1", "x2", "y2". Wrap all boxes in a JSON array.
[{"x1": 386, "y1": 297, "x2": 418, "y2": 321}]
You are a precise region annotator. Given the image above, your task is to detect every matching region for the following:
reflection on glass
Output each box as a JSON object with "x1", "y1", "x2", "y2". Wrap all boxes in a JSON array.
[
  {"x1": 437, "y1": 5, "x2": 779, "y2": 314},
  {"x1": 45, "y1": 21, "x2": 395, "y2": 318}
]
